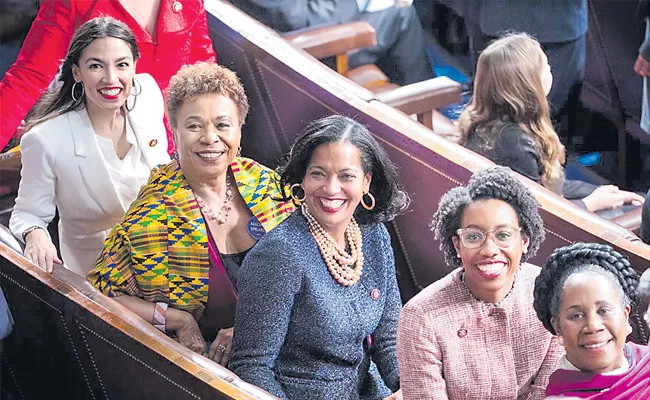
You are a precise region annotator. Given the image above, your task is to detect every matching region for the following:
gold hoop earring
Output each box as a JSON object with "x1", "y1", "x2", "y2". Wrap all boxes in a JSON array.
[
  {"x1": 361, "y1": 192, "x2": 375, "y2": 210},
  {"x1": 290, "y1": 183, "x2": 306, "y2": 203},
  {"x1": 71, "y1": 81, "x2": 84, "y2": 102}
]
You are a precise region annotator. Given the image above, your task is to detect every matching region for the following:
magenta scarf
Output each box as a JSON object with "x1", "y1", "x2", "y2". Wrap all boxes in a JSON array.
[
  {"x1": 197, "y1": 222, "x2": 239, "y2": 339},
  {"x1": 545, "y1": 343, "x2": 650, "y2": 399}
]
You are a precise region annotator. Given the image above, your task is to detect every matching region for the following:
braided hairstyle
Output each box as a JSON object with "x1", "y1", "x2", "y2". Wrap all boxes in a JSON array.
[
  {"x1": 431, "y1": 166, "x2": 545, "y2": 268},
  {"x1": 533, "y1": 242, "x2": 640, "y2": 335}
]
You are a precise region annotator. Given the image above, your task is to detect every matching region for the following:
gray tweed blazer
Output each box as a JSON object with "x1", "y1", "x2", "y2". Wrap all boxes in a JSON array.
[{"x1": 230, "y1": 211, "x2": 400, "y2": 400}]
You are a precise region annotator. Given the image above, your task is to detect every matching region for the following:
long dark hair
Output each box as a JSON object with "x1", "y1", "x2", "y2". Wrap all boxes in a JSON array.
[
  {"x1": 277, "y1": 115, "x2": 410, "y2": 224},
  {"x1": 27, "y1": 17, "x2": 140, "y2": 127}
]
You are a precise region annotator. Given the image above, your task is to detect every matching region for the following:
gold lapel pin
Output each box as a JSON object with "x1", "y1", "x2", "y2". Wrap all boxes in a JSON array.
[{"x1": 149, "y1": 139, "x2": 158, "y2": 147}]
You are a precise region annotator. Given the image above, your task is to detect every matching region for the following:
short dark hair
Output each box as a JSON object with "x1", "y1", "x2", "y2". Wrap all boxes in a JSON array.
[
  {"x1": 29, "y1": 17, "x2": 140, "y2": 126},
  {"x1": 277, "y1": 115, "x2": 410, "y2": 224},
  {"x1": 431, "y1": 166, "x2": 545, "y2": 268},
  {"x1": 533, "y1": 242, "x2": 639, "y2": 335}
]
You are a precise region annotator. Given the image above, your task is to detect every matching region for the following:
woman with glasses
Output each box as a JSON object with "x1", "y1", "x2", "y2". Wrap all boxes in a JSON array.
[
  {"x1": 534, "y1": 243, "x2": 649, "y2": 399},
  {"x1": 397, "y1": 166, "x2": 563, "y2": 400}
]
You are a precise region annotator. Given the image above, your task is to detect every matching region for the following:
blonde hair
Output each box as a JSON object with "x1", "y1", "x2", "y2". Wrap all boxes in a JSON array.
[{"x1": 458, "y1": 33, "x2": 564, "y2": 191}]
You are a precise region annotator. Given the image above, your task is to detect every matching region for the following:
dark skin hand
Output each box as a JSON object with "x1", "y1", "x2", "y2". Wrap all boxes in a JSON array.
[{"x1": 207, "y1": 327, "x2": 234, "y2": 366}]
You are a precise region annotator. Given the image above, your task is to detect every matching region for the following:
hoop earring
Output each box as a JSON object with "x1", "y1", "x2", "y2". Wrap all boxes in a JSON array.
[
  {"x1": 71, "y1": 81, "x2": 84, "y2": 102},
  {"x1": 126, "y1": 78, "x2": 142, "y2": 112},
  {"x1": 126, "y1": 94, "x2": 137, "y2": 112},
  {"x1": 237, "y1": 146, "x2": 242, "y2": 157},
  {"x1": 131, "y1": 77, "x2": 142, "y2": 96},
  {"x1": 361, "y1": 192, "x2": 375, "y2": 210},
  {"x1": 290, "y1": 183, "x2": 306, "y2": 203}
]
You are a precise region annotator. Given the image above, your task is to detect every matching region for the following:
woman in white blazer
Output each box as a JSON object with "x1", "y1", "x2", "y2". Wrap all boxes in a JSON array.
[{"x1": 10, "y1": 17, "x2": 169, "y2": 276}]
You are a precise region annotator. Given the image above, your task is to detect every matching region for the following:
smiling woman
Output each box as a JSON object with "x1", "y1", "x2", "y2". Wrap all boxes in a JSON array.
[
  {"x1": 9, "y1": 17, "x2": 170, "y2": 275},
  {"x1": 87, "y1": 62, "x2": 295, "y2": 365},
  {"x1": 397, "y1": 166, "x2": 563, "y2": 400},
  {"x1": 534, "y1": 243, "x2": 650, "y2": 399},
  {"x1": 230, "y1": 115, "x2": 409, "y2": 400}
]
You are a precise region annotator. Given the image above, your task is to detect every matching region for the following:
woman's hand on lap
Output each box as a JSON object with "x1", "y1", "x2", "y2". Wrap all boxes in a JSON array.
[
  {"x1": 208, "y1": 327, "x2": 233, "y2": 366},
  {"x1": 172, "y1": 311, "x2": 207, "y2": 354},
  {"x1": 24, "y1": 228, "x2": 62, "y2": 273}
]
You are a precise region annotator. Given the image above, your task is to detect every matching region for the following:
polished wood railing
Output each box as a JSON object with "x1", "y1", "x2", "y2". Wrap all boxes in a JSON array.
[{"x1": 2, "y1": 1, "x2": 649, "y2": 398}]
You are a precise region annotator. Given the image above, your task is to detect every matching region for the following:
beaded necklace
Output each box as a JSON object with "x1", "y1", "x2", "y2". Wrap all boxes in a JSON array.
[
  {"x1": 302, "y1": 204, "x2": 364, "y2": 286},
  {"x1": 195, "y1": 173, "x2": 234, "y2": 225}
]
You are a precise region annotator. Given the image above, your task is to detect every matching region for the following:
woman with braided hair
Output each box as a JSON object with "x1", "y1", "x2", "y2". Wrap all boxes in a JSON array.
[
  {"x1": 397, "y1": 166, "x2": 563, "y2": 399},
  {"x1": 534, "y1": 242, "x2": 650, "y2": 398}
]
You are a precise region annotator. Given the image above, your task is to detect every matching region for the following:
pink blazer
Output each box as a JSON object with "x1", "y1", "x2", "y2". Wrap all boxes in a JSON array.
[{"x1": 397, "y1": 263, "x2": 564, "y2": 400}]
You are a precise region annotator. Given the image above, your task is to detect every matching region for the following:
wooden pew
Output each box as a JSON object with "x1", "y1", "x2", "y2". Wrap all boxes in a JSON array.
[
  {"x1": 2, "y1": 1, "x2": 649, "y2": 398},
  {"x1": 0, "y1": 237, "x2": 276, "y2": 399}
]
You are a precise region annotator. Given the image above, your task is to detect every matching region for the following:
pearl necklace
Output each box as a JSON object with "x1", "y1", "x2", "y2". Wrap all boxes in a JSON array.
[
  {"x1": 302, "y1": 203, "x2": 364, "y2": 286},
  {"x1": 195, "y1": 174, "x2": 234, "y2": 225}
]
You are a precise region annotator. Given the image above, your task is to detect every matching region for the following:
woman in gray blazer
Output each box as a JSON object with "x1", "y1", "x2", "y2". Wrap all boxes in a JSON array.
[
  {"x1": 230, "y1": 115, "x2": 409, "y2": 399},
  {"x1": 9, "y1": 17, "x2": 169, "y2": 275}
]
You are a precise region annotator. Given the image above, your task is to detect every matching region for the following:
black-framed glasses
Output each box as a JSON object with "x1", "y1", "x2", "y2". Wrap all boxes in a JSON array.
[{"x1": 456, "y1": 227, "x2": 522, "y2": 249}]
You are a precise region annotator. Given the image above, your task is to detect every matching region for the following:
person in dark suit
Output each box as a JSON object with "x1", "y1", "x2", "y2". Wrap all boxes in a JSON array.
[
  {"x1": 230, "y1": 0, "x2": 433, "y2": 85},
  {"x1": 442, "y1": 0, "x2": 587, "y2": 113},
  {"x1": 230, "y1": 115, "x2": 409, "y2": 399},
  {"x1": 635, "y1": 0, "x2": 650, "y2": 134}
]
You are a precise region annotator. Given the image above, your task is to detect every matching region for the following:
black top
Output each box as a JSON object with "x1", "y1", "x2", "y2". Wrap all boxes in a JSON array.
[
  {"x1": 464, "y1": 122, "x2": 597, "y2": 205},
  {"x1": 221, "y1": 249, "x2": 250, "y2": 285}
]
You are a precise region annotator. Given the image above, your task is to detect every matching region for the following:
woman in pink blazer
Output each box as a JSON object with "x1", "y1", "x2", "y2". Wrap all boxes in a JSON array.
[{"x1": 397, "y1": 166, "x2": 564, "y2": 400}]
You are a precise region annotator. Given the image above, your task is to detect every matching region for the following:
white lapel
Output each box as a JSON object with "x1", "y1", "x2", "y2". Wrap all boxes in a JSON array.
[
  {"x1": 69, "y1": 109, "x2": 126, "y2": 214},
  {"x1": 127, "y1": 73, "x2": 169, "y2": 169}
]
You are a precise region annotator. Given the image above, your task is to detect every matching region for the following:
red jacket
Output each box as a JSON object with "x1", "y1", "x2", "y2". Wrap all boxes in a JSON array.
[{"x1": 0, "y1": 0, "x2": 217, "y2": 153}]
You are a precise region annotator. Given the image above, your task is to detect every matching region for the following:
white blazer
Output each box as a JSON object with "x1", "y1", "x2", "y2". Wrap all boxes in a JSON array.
[{"x1": 10, "y1": 73, "x2": 170, "y2": 276}]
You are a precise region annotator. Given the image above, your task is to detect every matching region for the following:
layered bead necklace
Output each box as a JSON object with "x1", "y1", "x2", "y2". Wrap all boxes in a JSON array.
[
  {"x1": 302, "y1": 203, "x2": 364, "y2": 286},
  {"x1": 195, "y1": 173, "x2": 234, "y2": 225}
]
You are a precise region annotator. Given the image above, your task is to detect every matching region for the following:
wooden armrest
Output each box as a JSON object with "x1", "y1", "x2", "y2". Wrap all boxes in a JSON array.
[
  {"x1": 282, "y1": 21, "x2": 376, "y2": 59},
  {"x1": 347, "y1": 65, "x2": 390, "y2": 87},
  {"x1": 375, "y1": 76, "x2": 462, "y2": 115},
  {"x1": 610, "y1": 207, "x2": 643, "y2": 233}
]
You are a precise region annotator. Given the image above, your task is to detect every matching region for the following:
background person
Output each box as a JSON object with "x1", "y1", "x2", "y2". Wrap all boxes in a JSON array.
[
  {"x1": 439, "y1": 0, "x2": 587, "y2": 114},
  {"x1": 230, "y1": 0, "x2": 432, "y2": 86},
  {"x1": 638, "y1": 269, "x2": 650, "y2": 331},
  {"x1": 230, "y1": 115, "x2": 408, "y2": 399},
  {"x1": 0, "y1": 0, "x2": 217, "y2": 153},
  {"x1": 460, "y1": 33, "x2": 644, "y2": 215},
  {"x1": 9, "y1": 17, "x2": 170, "y2": 276},
  {"x1": 534, "y1": 242, "x2": 650, "y2": 399},
  {"x1": 398, "y1": 166, "x2": 563, "y2": 400},
  {"x1": 88, "y1": 62, "x2": 294, "y2": 365}
]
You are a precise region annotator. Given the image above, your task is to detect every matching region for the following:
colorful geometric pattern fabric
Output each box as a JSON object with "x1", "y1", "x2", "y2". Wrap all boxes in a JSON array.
[{"x1": 88, "y1": 158, "x2": 295, "y2": 319}]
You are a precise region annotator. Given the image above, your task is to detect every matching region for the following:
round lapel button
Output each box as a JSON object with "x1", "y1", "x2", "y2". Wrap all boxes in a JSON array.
[
  {"x1": 149, "y1": 139, "x2": 158, "y2": 147},
  {"x1": 370, "y1": 289, "x2": 380, "y2": 300},
  {"x1": 172, "y1": 1, "x2": 182, "y2": 12}
]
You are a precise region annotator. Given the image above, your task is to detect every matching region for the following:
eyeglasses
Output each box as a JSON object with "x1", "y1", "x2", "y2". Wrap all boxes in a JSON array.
[{"x1": 456, "y1": 227, "x2": 522, "y2": 249}]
